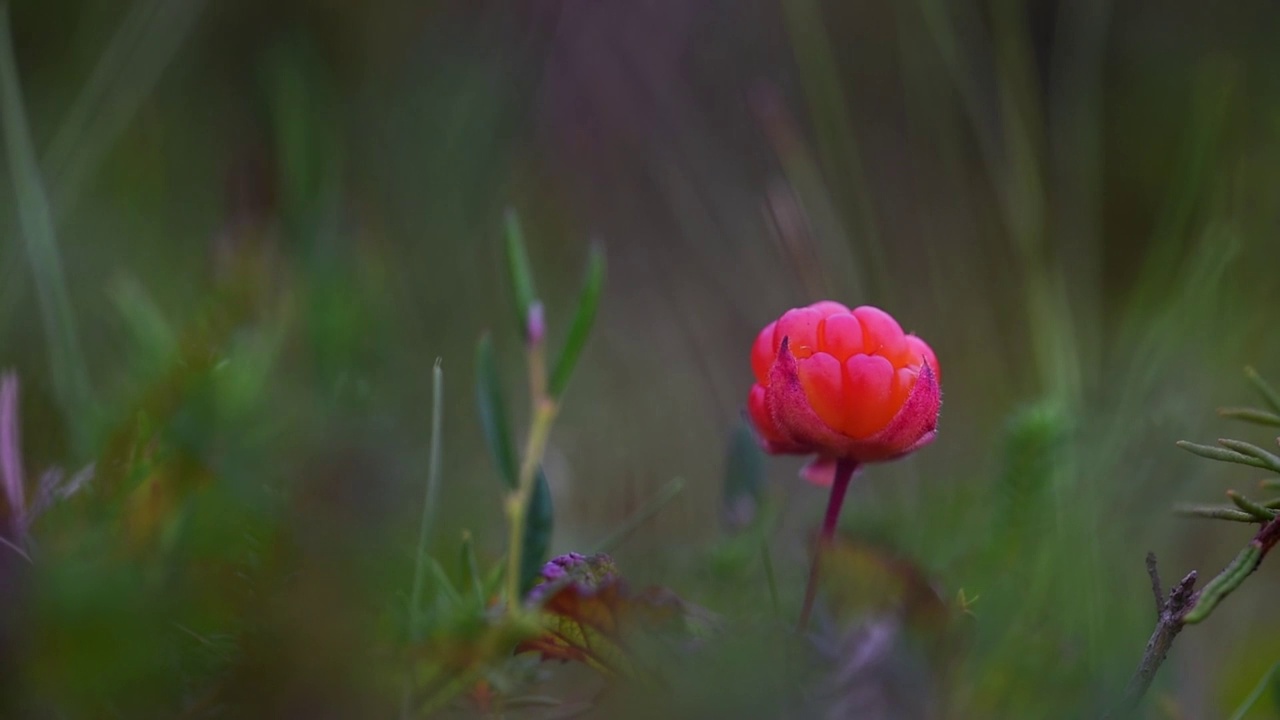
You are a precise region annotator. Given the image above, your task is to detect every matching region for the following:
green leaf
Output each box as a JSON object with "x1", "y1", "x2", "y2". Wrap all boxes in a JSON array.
[
  {"x1": 549, "y1": 243, "x2": 606, "y2": 399},
  {"x1": 1218, "y1": 407, "x2": 1280, "y2": 427},
  {"x1": 520, "y1": 469, "x2": 554, "y2": 596},
  {"x1": 1217, "y1": 438, "x2": 1280, "y2": 474},
  {"x1": 475, "y1": 334, "x2": 517, "y2": 489},
  {"x1": 426, "y1": 557, "x2": 462, "y2": 617},
  {"x1": 1174, "y1": 504, "x2": 1264, "y2": 523},
  {"x1": 1176, "y1": 440, "x2": 1270, "y2": 470},
  {"x1": 1227, "y1": 490, "x2": 1278, "y2": 521},
  {"x1": 459, "y1": 530, "x2": 484, "y2": 608},
  {"x1": 1245, "y1": 367, "x2": 1280, "y2": 415},
  {"x1": 504, "y1": 208, "x2": 539, "y2": 339}
]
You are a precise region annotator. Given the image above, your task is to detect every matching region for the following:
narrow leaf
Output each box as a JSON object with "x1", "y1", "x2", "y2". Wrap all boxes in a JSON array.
[
  {"x1": 1217, "y1": 438, "x2": 1280, "y2": 474},
  {"x1": 520, "y1": 469, "x2": 555, "y2": 596},
  {"x1": 459, "y1": 530, "x2": 484, "y2": 608},
  {"x1": 427, "y1": 557, "x2": 463, "y2": 609},
  {"x1": 1177, "y1": 440, "x2": 1269, "y2": 470},
  {"x1": 475, "y1": 334, "x2": 517, "y2": 489},
  {"x1": 1245, "y1": 366, "x2": 1280, "y2": 414},
  {"x1": 504, "y1": 208, "x2": 539, "y2": 339},
  {"x1": 1218, "y1": 407, "x2": 1280, "y2": 427},
  {"x1": 1174, "y1": 504, "x2": 1261, "y2": 523},
  {"x1": 549, "y1": 243, "x2": 605, "y2": 399},
  {"x1": 1227, "y1": 490, "x2": 1277, "y2": 521}
]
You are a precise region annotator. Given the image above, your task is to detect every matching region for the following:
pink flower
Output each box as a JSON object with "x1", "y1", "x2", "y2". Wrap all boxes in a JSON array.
[{"x1": 746, "y1": 301, "x2": 941, "y2": 484}]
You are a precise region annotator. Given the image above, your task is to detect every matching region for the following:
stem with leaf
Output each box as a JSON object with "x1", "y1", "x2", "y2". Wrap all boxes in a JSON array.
[
  {"x1": 504, "y1": 396, "x2": 558, "y2": 611},
  {"x1": 1108, "y1": 367, "x2": 1280, "y2": 717},
  {"x1": 488, "y1": 210, "x2": 605, "y2": 615}
]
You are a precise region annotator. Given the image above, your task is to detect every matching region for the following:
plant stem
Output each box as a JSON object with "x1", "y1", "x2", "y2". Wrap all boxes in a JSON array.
[
  {"x1": 504, "y1": 398, "x2": 558, "y2": 612},
  {"x1": 1108, "y1": 553, "x2": 1197, "y2": 718},
  {"x1": 797, "y1": 458, "x2": 858, "y2": 631}
]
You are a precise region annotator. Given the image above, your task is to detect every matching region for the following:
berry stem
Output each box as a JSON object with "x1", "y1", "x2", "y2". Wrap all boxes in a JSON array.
[{"x1": 797, "y1": 458, "x2": 858, "y2": 631}]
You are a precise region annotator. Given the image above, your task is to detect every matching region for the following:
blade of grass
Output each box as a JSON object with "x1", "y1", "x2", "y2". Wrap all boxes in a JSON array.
[
  {"x1": 1226, "y1": 659, "x2": 1280, "y2": 720},
  {"x1": 43, "y1": 0, "x2": 208, "y2": 220},
  {"x1": 402, "y1": 359, "x2": 444, "y2": 719},
  {"x1": 408, "y1": 359, "x2": 444, "y2": 638},
  {"x1": 548, "y1": 242, "x2": 605, "y2": 399},
  {"x1": 0, "y1": 4, "x2": 93, "y2": 446},
  {"x1": 592, "y1": 477, "x2": 686, "y2": 554}
]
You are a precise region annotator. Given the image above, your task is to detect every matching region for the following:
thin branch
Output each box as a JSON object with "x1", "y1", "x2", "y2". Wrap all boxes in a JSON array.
[
  {"x1": 1108, "y1": 513, "x2": 1280, "y2": 717},
  {"x1": 1144, "y1": 552, "x2": 1163, "y2": 616},
  {"x1": 1108, "y1": 557, "x2": 1196, "y2": 718}
]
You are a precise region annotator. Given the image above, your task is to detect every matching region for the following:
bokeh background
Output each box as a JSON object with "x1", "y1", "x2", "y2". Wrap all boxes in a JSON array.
[{"x1": 3, "y1": 0, "x2": 1280, "y2": 717}]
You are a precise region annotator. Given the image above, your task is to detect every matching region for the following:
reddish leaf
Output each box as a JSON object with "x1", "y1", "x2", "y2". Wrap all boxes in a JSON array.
[{"x1": 515, "y1": 553, "x2": 700, "y2": 678}]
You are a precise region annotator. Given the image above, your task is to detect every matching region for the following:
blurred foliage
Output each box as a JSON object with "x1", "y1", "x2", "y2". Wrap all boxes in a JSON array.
[{"x1": 1, "y1": 0, "x2": 1279, "y2": 717}]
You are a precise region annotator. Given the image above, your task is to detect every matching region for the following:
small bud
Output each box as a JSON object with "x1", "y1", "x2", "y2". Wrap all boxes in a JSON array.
[{"x1": 526, "y1": 301, "x2": 546, "y2": 346}]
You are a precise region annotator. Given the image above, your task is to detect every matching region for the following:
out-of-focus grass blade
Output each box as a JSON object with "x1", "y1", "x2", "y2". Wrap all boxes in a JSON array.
[
  {"x1": 1226, "y1": 659, "x2": 1280, "y2": 720},
  {"x1": 43, "y1": 0, "x2": 208, "y2": 220},
  {"x1": 593, "y1": 477, "x2": 685, "y2": 554},
  {"x1": 475, "y1": 334, "x2": 517, "y2": 489},
  {"x1": 426, "y1": 557, "x2": 462, "y2": 612},
  {"x1": 504, "y1": 208, "x2": 539, "y2": 337},
  {"x1": 519, "y1": 469, "x2": 553, "y2": 596},
  {"x1": 548, "y1": 243, "x2": 605, "y2": 399},
  {"x1": 260, "y1": 35, "x2": 341, "y2": 245},
  {"x1": 0, "y1": 4, "x2": 93, "y2": 443},
  {"x1": 109, "y1": 275, "x2": 178, "y2": 372}
]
